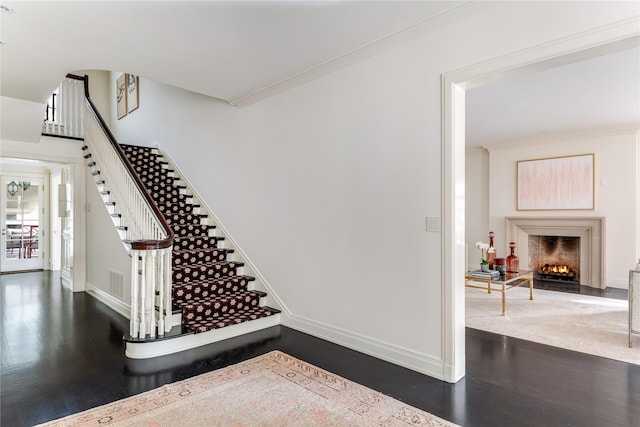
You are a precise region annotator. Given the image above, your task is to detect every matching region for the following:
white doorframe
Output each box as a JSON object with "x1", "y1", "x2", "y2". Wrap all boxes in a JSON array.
[
  {"x1": 441, "y1": 18, "x2": 640, "y2": 383},
  {"x1": 49, "y1": 169, "x2": 62, "y2": 270},
  {"x1": 60, "y1": 166, "x2": 74, "y2": 290}
]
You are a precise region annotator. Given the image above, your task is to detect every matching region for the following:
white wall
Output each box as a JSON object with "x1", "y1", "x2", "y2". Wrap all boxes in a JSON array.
[
  {"x1": 0, "y1": 97, "x2": 45, "y2": 143},
  {"x1": 85, "y1": 173, "x2": 132, "y2": 316},
  {"x1": 483, "y1": 128, "x2": 639, "y2": 288},
  {"x1": 465, "y1": 148, "x2": 490, "y2": 270},
  {"x1": 76, "y1": 70, "x2": 112, "y2": 128},
  {"x1": 104, "y1": 1, "x2": 639, "y2": 379}
]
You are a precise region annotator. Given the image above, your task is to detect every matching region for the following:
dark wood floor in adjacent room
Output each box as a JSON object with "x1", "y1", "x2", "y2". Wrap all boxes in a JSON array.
[{"x1": 1, "y1": 271, "x2": 638, "y2": 427}]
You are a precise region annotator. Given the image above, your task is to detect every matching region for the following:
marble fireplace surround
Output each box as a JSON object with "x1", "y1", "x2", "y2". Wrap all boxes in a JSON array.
[{"x1": 505, "y1": 217, "x2": 605, "y2": 289}]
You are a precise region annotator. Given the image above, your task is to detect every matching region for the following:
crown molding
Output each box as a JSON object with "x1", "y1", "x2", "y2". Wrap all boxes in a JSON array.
[
  {"x1": 448, "y1": 16, "x2": 640, "y2": 91},
  {"x1": 227, "y1": 1, "x2": 482, "y2": 108},
  {"x1": 481, "y1": 125, "x2": 640, "y2": 152}
]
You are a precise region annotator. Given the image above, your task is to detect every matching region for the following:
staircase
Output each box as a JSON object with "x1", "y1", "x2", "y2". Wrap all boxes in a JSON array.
[
  {"x1": 118, "y1": 144, "x2": 280, "y2": 336},
  {"x1": 78, "y1": 73, "x2": 280, "y2": 358},
  {"x1": 83, "y1": 141, "x2": 281, "y2": 357}
]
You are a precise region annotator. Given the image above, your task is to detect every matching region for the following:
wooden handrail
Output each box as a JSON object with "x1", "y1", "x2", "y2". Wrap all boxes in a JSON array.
[
  {"x1": 80, "y1": 74, "x2": 174, "y2": 251},
  {"x1": 66, "y1": 73, "x2": 85, "y2": 81}
]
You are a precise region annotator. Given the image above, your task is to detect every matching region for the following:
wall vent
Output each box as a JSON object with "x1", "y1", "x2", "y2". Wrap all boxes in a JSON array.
[{"x1": 109, "y1": 270, "x2": 125, "y2": 300}]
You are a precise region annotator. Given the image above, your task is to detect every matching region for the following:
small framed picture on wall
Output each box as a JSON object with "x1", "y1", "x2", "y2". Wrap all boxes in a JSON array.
[
  {"x1": 126, "y1": 74, "x2": 139, "y2": 113},
  {"x1": 116, "y1": 74, "x2": 127, "y2": 119}
]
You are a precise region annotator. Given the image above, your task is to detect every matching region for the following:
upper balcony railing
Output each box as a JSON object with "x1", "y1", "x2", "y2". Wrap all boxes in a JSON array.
[{"x1": 42, "y1": 74, "x2": 85, "y2": 139}]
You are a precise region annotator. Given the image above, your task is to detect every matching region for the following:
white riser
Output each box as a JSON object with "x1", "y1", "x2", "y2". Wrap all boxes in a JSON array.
[{"x1": 125, "y1": 314, "x2": 280, "y2": 359}]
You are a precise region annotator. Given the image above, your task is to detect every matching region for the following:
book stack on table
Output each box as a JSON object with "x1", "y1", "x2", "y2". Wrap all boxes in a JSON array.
[{"x1": 470, "y1": 270, "x2": 501, "y2": 280}]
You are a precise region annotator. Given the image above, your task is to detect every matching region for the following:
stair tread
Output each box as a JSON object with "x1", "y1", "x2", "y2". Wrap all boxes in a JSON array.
[
  {"x1": 175, "y1": 289, "x2": 263, "y2": 308},
  {"x1": 183, "y1": 306, "x2": 279, "y2": 333},
  {"x1": 172, "y1": 276, "x2": 255, "y2": 303},
  {"x1": 123, "y1": 324, "x2": 194, "y2": 343},
  {"x1": 173, "y1": 235, "x2": 225, "y2": 243},
  {"x1": 172, "y1": 275, "x2": 255, "y2": 289},
  {"x1": 172, "y1": 224, "x2": 215, "y2": 229},
  {"x1": 172, "y1": 248, "x2": 230, "y2": 267},
  {"x1": 173, "y1": 260, "x2": 244, "y2": 270},
  {"x1": 166, "y1": 213, "x2": 208, "y2": 219},
  {"x1": 173, "y1": 247, "x2": 233, "y2": 255}
]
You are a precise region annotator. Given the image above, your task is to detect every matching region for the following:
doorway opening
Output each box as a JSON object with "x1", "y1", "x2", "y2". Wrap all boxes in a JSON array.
[
  {"x1": 1, "y1": 175, "x2": 44, "y2": 271},
  {"x1": 0, "y1": 158, "x2": 73, "y2": 275},
  {"x1": 443, "y1": 32, "x2": 639, "y2": 383}
]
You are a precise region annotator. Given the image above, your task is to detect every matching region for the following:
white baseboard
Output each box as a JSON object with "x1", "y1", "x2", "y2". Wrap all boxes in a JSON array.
[
  {"x1": 89, "y1": 283, "x2": 445, "y2": 380},
  {"x1": 86, "y1": 284, "x2": 131, "y2": 319},
  {"x1": 283, "y1": 315, "x2": 445, "y2": 381}
]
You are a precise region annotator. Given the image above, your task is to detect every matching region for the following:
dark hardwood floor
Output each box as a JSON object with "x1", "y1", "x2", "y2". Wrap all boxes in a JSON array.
[
  {"x1": 1, "y1": 271, "x2": 638, "y2": 427},
  {"x1": 533, "y1": 278, "x2": 628, "y2": 300}
]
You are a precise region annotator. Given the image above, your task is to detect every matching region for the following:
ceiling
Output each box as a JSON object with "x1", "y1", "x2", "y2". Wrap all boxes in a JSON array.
[
  {"x1": 0, "y1": 1, "x2": 467, "y2": 104},
  {"x1": 1, "y1": 1, "x2": 639, "y2": 147},
  {"x1": 466, "y1": 45, "x2": 640, "y2": 147}
]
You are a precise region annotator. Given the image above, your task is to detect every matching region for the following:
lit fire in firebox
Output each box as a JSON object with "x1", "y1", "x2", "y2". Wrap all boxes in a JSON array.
[
  {"x1": 543, "y1": 264, "x2": 570, "y2": 274},
  {"x1": 539, "y1": 263, "x2": 576, "y2": 281}
]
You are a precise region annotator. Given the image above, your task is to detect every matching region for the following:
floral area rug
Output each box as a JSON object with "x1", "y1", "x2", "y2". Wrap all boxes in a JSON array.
[{"x1": 37, "y1": 350, "x2": 459, "y2": 426}]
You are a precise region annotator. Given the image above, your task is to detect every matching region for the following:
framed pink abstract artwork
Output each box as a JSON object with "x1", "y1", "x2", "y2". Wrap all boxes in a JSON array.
[{"x1": 517, "y1": 153, "x2": 594, "y2": 210}]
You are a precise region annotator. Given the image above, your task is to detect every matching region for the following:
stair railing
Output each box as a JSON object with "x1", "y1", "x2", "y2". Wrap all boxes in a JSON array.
[
  {"x1": 80, "y1": 74, "x2": 175, "y2": 340},
  {"x1": 42, "y1": 74, "x2": 85, "y2": 139}
]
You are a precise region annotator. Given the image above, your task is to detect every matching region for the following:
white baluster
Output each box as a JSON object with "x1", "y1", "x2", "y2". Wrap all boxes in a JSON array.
[
  {"x1": 73, "y1": 79, "x2": 82, "y2": 137},
  {"x1": 68, "y1": 79, "x2": 75, "y2": 137},
  {"x1": 164, "y1": 246, "x2": 173, "y2": 332},
  {"x1": 130, "y1": 252, "x2": 140, "y2": 338},
  {"x1": 61, "y1": 80, "x2": 69, "y2": 136},
  {"x1": 157, "y1": 249, "x2": 165, "y2": 336},
  {"x1": 139, "y1": 252, "x2": 146, "y2": 338},
  {"x1": 147, "y1": 250, "x2": 157, "y2": 338}
]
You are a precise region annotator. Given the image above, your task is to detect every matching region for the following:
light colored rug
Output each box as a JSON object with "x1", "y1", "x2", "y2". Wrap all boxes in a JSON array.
[
  {"x1": 466, "y1": 286, "x2": 640, "y2": 364},
  {"x1": 37, "y1": 350, "x2": 458, "y2": 427}
]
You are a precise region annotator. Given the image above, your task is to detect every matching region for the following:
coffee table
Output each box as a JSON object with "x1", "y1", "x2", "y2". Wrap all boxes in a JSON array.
[{"x1": 465, "y1": 270, "x2": 533, "y2": 316}]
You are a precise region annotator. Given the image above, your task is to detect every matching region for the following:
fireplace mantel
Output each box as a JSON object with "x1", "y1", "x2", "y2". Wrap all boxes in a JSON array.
[{"x1": 504, "y1": 217, "x2": 605, "y2": 288}]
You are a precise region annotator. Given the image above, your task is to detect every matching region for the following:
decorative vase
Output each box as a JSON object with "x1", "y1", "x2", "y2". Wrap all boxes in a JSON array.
[
  {"x1": 480, "y1": 263, "x2": 489, "y2": 272},
  {"x1": 487, "y1": 231, "x2": 496, "y2": 269},
  {"x1": 494, "y1": 257, "x2": 506, "y2": 274},
  {"x1": 507, "y1": 241, "x2": 519, "y2": 273}
]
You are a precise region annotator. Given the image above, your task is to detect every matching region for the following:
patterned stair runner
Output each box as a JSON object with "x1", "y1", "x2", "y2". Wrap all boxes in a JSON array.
[{"x1": 120, "y1": 144, "x2": 279, "y2": 334}]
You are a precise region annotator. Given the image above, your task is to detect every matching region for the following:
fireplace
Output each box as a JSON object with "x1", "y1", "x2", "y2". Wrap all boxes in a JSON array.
[
  {"x1": 529, "y1": 236, "x2": 580, "y2": 283},
  {"x1": 505, "y1": 217, "x2": 605, "y2": 289}
]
